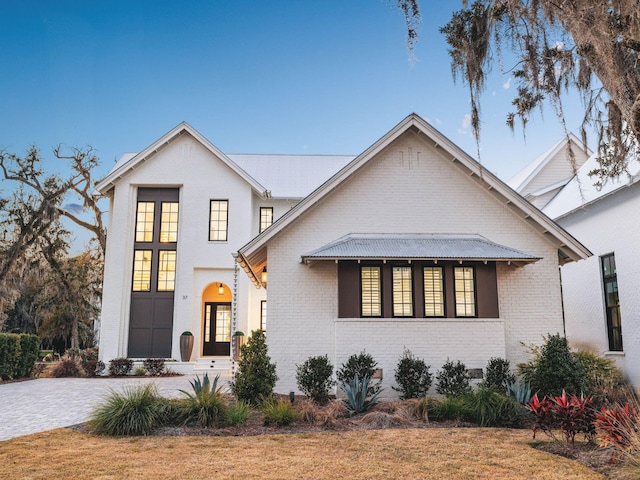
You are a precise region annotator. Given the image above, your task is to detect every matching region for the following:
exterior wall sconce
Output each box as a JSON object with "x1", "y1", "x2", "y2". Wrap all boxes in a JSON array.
[
  {"x1": 218, "y1": 283, "x2": 224, "y2": 295},
  {"x1": 261, "y1": 267, "x2": 268, "y2": 283}
]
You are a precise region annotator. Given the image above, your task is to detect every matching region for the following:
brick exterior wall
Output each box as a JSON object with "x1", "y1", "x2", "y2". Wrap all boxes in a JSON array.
[
  {"x1": 265, "y1": 132, "x2": 565, "y2": 396},
  {"x1": 99, "y1": 134, "x2": 279, "y2": 364}
]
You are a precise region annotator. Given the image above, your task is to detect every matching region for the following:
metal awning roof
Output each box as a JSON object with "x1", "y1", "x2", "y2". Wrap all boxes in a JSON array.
[{"x1": 301, "y1": 234, "x2": 541, "y2": 265}]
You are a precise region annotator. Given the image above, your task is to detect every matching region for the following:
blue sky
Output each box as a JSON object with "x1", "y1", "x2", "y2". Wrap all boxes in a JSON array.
[{"x1": 1, "y1": 0, "x2": 589, "y2": 248}]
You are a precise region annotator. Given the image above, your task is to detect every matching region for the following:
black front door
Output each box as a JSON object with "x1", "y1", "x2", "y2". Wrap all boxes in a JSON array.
[{"x1": 203, "y1": 302, "x2": 231, "y2": 356}]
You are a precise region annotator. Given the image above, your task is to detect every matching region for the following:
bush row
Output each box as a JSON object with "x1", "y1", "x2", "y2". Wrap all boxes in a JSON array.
[
  {"x1": 294, "y1": 350, "x2": 515, "y2": 404},
  {"x1": 0, "y1": 333, "x2": 39, "y2": 380}
]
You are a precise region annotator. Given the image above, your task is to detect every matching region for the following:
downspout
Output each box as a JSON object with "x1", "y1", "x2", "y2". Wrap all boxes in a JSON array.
[{"x1": 559, "y1": 265, "x2": 566, "y2": 337}]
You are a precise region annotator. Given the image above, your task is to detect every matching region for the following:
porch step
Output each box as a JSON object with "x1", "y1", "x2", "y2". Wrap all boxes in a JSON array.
[{"x1": 193, "y1": 357, "x2": 234, "y2": 375}]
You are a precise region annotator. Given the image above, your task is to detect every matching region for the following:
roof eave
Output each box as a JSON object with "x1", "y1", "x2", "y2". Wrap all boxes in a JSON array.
[{"x1": 95, "y1": 122, "x2": 270, "y2": 198}]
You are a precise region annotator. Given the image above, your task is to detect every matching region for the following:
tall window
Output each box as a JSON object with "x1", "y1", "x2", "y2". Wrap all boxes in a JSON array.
[
  {"x1": 454, "y1": 266, "x2": 476, "y2": 317},
  {"x1": 209, "y1": 200, "x2": 228, "y2": 241},
  {"x1": 159, "y1": 202, "x2": 179, "y2": 242},
  {"x1": 132, "y1": 250, "x2": 153, "y2": 291},
  {"x1": 259, "y1": 207, "x2": 273, "y2": 233},
  {"x1": 361, "y1": 266, "x2": 381, "y2": 317},
  {"x1": 135, "y1": 202, "x2": 155, "y2": 242},
  {"x1": 157, "y1": 250, "x2": 177, "y2": 291},
  {"x1": 260, "y1": 300, "x2": 267, "y2": 330},
  {"x1": 215, "y1": 305, "x2": 231, "y2": 342},
  {"x1": 392, "y1": 266, "x2": 413, "y2": 316},
  {"x1": 601, "y1": 254, "x2": 623, "y2": 351},
  {"x1": 424, "y1": 266, "x2": 445, "y2": 317}
]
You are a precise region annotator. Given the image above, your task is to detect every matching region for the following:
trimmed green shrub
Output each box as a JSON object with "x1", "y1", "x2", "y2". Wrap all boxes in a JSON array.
[
  {"x1": 393, "y1": 349, "x2": 432, "y2": 399},
  {"x1": 109, "y1": 357, "x2": 134, "y2": 376},
  {"x1": 17, "y1": 334, "x2": 39, "y2": 378},
  {"x1": 261, "y1": 396, "x2": 300, "y2": 426},
  {"x1": 143, "y1": 358, "x2": 166, "y2": 376},
  {"x1": 134, "y1": 366, "x2": 147, "y2": 376},
  {"x1": 179, "y1": 373, "x2": 228, "y2": 428},
  {"x1": 88, "y1": 383, "x2": 167, "y2": 435},
  {"x1": 0, "y1": 333, "x2": 39, "y2": 380},
  {"x1": 340, "y1": 374, "x2": 383, "y2": 415},
  {"x1": 296, "y1": 355, "x2": 335, "y2": 403},
  {"x1": 230, "y1": 330, "x2": 278, "y2": 404},
  {"x1": 436, "y1": 359, "x2": 472, "y2": 398},
  {"x1": 520, "y1": 334, "x2": 586, "y2": 397},
  {"x1": 482, "y1": 357, "x2": 516, "y2": 393},
  {"x1": 0, "y1": 333, "x2": 20, "y2": 380},
  {"x1": 336, "y1": 351, "x2": 381, "y2": 397}
]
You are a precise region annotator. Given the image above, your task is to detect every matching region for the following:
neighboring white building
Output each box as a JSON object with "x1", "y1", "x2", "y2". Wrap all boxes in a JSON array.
[
  {"x1": 95, "y1": 122, "x2": 353, "y2": 373},
  {"x1": 543, "y1": 152, "x2": 640, "y2": 390},
  {"x1": 236, "y1": 114, "x2": 590, "y2": 396},
  {"x1": 506, "y1": 133, "x2": 592, "y2": 209},
  {"x1": 510, "y1": 134, "x2": 640, "y2": 391}
]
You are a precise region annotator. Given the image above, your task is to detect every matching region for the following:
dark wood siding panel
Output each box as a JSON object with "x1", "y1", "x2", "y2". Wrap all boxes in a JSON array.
[
  {"x1": 381, "y1": 264, "x2": 392, "y2": 318},
  {"x1": 128, "y1": 296, "x2": 174, "y2": 358},
  {"x1": 413, "y1": 265, "x2": 425, "y2": 318},
  {"x1": 137, "y1": 187, "x2": 179, "y2": 202},
  {"x1": 443, "y1": 264, "x2": 455, "y2": 318},
  {"x1": 476, "y1": 262, "x2": 499, "y2": 318},
  {"x1": 338, "y1": 261, "x2": 360, "y2": 318}
]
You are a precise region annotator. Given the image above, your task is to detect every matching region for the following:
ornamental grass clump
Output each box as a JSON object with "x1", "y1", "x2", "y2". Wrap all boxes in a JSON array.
[
  {"x1": 88, "y1": 383, "x2": 167, "y2": 436},
  {"x1": 463, "y1": 385, "x2": 525, "y2": 428},
  {"x1": 179, "y1": 373, "x2": 228, "y2": 428},
  {"x1": 225, "y1": 400, "x2": 251, "y2": 426},
  {"x1": 261, "y1": 396, "x2": 300, "y2": 426}
]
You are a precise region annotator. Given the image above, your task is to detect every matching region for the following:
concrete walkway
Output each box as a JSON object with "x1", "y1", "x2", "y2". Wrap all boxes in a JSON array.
[{"x1": 0, "y1": 375, "x2": 227, "y2": 441}]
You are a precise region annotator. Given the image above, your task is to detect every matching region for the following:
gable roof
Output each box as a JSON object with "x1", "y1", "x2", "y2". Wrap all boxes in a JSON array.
[
  {"x1": 95, "y1": 122, "x2": 269, "y2": 197},
  {"x1": 236, "y1": 113, "x2": 592, "y2": 287},
  {"x1": 507, "y1": 133, "x2": 591, "y2": 193},
  {"x1": 543, "y1": 150, "x2": 640, "y2": 220}
]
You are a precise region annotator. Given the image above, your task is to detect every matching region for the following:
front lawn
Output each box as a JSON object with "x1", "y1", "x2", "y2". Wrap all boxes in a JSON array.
[{"x1": 0, "y1": 428, "x2": 605, "y2": 479}]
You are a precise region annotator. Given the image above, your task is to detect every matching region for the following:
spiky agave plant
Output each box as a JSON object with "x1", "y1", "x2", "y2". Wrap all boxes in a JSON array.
[
  {"x1": 179, "y1": 373, "x2": 228, "y2": 427},
  {"x1": 341, "y1": 374, "x2": 383, "y2": 416}
]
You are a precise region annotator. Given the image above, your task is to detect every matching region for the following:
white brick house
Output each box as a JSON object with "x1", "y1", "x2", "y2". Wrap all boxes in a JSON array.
[
  {"x1": 236, "y1": 114, "x2": 591, "y2": 396},
  {"x1": 539, "y1": 151, "x2": 640, "y2": 390},
  {"x1": 95, "y1": 122, "x2": 352, "y2": 372}
]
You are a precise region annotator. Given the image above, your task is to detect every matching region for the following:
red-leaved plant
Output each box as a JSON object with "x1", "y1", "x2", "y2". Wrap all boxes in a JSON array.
[
  {"x1": 593, "y1": 403, "x2": 638, "y2": 448},
  {"x1": 526, "y1": 390, "x2": 595, "y2": 443},
  {"x1": 525, "y1": 393, "x2": 554, "y2": 439},
  {"x1": 550, "y1": 390, "x2": 595, "y2": 443}
]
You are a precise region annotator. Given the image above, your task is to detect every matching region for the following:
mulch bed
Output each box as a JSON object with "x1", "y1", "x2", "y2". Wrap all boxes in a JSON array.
[{"x1": 534, "y1": 440, "x2": 622, "y2": 478}]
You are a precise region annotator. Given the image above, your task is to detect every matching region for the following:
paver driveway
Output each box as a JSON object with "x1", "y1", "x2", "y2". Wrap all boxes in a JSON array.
[{"x1": 0, "y1": 375, "x2": 220, "y2": 441}]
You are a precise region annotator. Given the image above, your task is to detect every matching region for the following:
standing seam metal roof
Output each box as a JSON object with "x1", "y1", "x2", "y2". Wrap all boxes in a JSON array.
[{"x1": 301, "y1": 234, "x2": 541, "y2": 262}]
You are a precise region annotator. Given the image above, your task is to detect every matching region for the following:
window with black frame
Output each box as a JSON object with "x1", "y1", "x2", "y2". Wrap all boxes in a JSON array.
[{"x1": 601, "y1": 253, "x2": 623, "y2": 351}]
